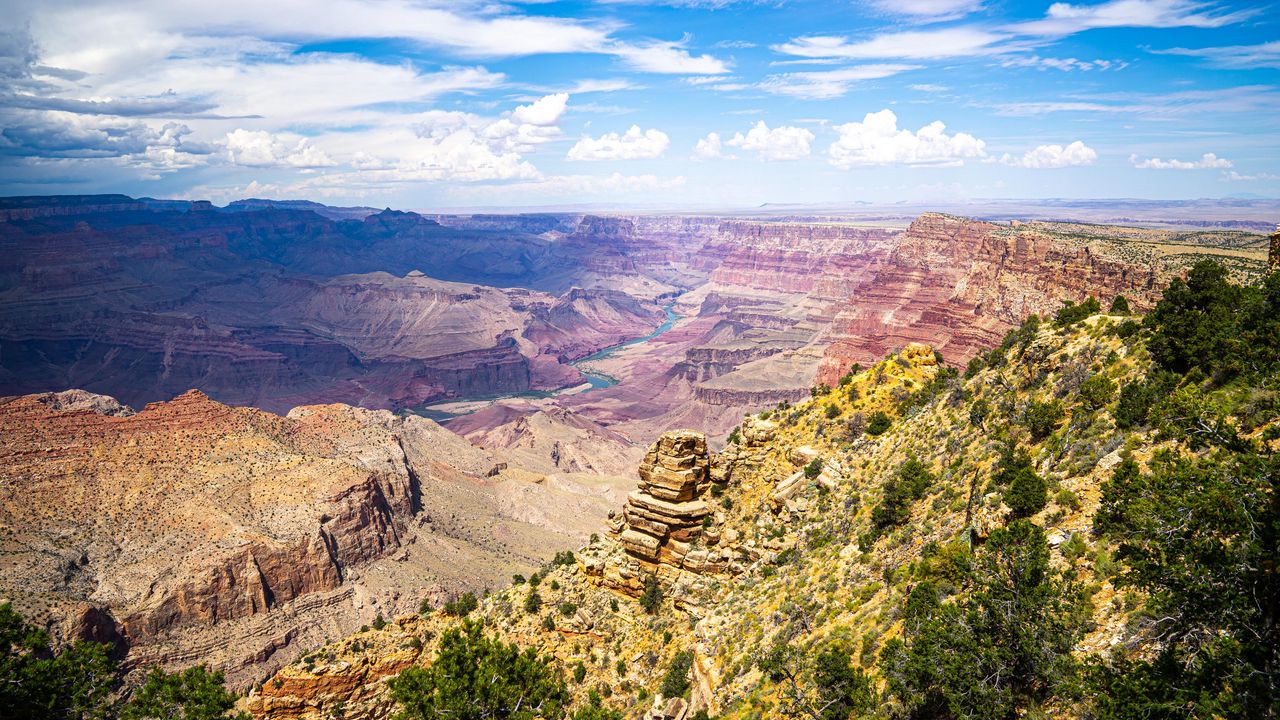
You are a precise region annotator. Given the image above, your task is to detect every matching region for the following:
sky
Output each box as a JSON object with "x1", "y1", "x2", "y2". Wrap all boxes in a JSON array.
[{"x1": 1, "y1": 0, "x2": 1277, "y2": 209}]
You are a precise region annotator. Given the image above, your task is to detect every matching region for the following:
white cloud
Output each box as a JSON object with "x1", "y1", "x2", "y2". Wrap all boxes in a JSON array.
[
  {"x1": 773, "y1": 28, "x2": 1009, "y2": 60},
  {"x1": 511, "y1": 93, "x2": 569, "y2": 126},
  {"x1": 1012, "y1": 0, "x2": 1257, "y2": 36},
  {"x1": 565, "y1": 79, "x2": 637, "y2": 93},
  {"x1": 1000, "y1": 140, "x2": 1097, "y2": 168},
  {"x1": 992, "y1": 86, "x2": 1280, "y2": 118},
  {"x1": 691, "y1": 132, "x2": 733, "y2": 161},
  {"x1": 1221, "y1": 170, "x2": 1280, "y2": 182},
  {"x1": 909, "y1": 83, "x2": 948, "y2": 92},
  {"x1": 33, "y1": 0, "x2": 615, "y2": 67},
  {"x1": 1154, "y1": 41, "x2": 1280, "y2": 70},
  {"x1": 1129, "y1": 152, "x2": 1232, "y2": 170},
  {"x1": 566, "y1": 125, "x2": 670, "y2": 161},
  {"x1": 870, "y1": 0, "x2": 984, "y2": 21},
  {"x1": 610, "y1": 39, "x2": 731, "y2": 74},
  {"x1": 726, "y1": 121, "x2": 814, "y2": 161},
  {"x1": 757, "y1": 64, "x2": 920, "y2": 100},
  {"x1": 224, "y1": 129, "x2": 336, "y2": 168},
  {"x1": 1000, "y1": 55, "x2": 1128, "y2": 71},
  {"x1": 827, "y1": 109, "x2": 986, "y2": 168}
]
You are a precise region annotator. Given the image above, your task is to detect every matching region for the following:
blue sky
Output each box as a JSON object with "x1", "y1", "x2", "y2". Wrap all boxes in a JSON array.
[{"x1": 1, "y1": 0, "x2": 1277, "y2": 208}]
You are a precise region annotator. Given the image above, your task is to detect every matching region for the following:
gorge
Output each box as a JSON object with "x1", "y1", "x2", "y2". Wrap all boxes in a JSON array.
[{"x1": 0, "y1": 194, "x2": 1275, "y2": 706}]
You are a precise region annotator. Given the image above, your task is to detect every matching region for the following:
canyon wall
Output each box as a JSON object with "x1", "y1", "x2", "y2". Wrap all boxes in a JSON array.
[
  {"x1": 0, "y1": 388, "x2": 612, "y2": 688},
  {"x1": 0, "y1": 200, "x2": 668, "y2": 412}
]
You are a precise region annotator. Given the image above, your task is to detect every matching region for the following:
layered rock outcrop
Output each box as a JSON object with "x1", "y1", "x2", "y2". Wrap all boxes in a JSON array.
[
  {"x1": 814, "y1": 213, "x2": 1215, "y2": 385},
  {"x1": 589, "y1": 431, "x2": 740, "y2": 598},
  {"x1": 0, "y1": 389, "x2": 611, "y2": 688}
]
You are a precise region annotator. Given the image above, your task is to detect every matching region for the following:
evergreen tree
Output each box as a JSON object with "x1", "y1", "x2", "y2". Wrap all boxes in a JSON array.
[
  {"x1": 882, "y1": 521, "x2": 1084, "y2": 720},
  {"x1": 0, "y1": 603, "x2": 117, "y2": 720},
  {"x1": 1092, "y1": 451, "x2": 1279, "y2": 718},
  {"x1": 121, "y1": 665, "x2": 249, "y2": 720},
  {"x1": 390, "y1": 620, "x2": 569, "y2": 720}
]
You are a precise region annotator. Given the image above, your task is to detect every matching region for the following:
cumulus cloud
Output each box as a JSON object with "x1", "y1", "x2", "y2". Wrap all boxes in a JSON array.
[
  {"x1": 0, "y1": 114, "x2": 208, "y2": 160},
  {"x1": 1129, "y1": 152, "x2": 1232, "y2": 170},
  {"x1": 224, "y1": 129, "x2": 335, "y2": 168},
  {"x1": 726, "y1": 121, "x2": 814, "y2": 161},
  {"x1": 691, "y1": 132, "x2": 732, "y2": 161},
  {"x1": 1000, "y1": 141, "x2": 1097, "y2": 168},
  {"x1": 827, "y1": 109, "x2": 986, "y2": 168},
  {"x1": 566, "y1": 125, "x2": 669, "y2": 161},
  {"x1": 610, "y1": 39, "x2": 731, "y2": 74},
  {"x1": 758, "y1": 64, "x2": 920, "y2": 100},
  {"x1": 511, "y1": 93, "x2": 570, "y2": 126}
]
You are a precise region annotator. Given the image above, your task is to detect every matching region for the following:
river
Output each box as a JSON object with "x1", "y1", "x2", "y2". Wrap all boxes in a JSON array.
[{"x1": 407, "y1": 302, "x2": 680, "y2": 422}]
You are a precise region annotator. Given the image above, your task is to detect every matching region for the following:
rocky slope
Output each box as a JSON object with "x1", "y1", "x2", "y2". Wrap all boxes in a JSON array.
[
  {"x1": 0, "y1": 388, "x2": 619, "y2": 689},
  {"x1": 243, "y1": 303, "x2": 1280, "y2": 719}
]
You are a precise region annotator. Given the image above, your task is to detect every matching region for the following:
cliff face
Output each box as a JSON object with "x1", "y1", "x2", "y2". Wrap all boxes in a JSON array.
[
  {"x1": 814, "y1": 213, "x2": 1184, "y2": 385},
  {"x1": 0, "y1": 389, "x2": 612, "y2": 688}
]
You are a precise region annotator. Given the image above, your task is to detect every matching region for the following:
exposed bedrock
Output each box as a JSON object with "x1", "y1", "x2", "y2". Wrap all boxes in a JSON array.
[
  {"x1": 814, "y1": 213, "x2": 1181, "y2": 385},
  {"x1": 0, "y1": 388, "x2": 592, "y2": 688}
]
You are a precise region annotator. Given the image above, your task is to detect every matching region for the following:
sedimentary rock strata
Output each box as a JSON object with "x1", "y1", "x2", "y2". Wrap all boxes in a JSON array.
[
  {"x1": 0, "y1": 389, "x2": 609, "y2": 688},
  {"x1": 589, "y1": 431, "x2": 741, "y2": 598}
]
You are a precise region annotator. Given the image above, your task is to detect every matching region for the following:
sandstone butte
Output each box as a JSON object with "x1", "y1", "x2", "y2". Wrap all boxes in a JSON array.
[
  {"x1": 240, "y1": 317, "x2": 1278, "y2": 720},
  {"x1": 0, "y1": 388, "x2": 623, "y2": 689}
]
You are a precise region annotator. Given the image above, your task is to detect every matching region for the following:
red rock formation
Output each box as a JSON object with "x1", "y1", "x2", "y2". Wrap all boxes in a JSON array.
[{"x1": 814, "y1": 213, "x2": 1179, "y2": 385}]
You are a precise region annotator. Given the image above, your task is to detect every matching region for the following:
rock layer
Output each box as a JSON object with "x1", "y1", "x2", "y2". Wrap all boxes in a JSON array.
[{"x1": 0, "y1": 389, "x2": 608, "y2": 688}]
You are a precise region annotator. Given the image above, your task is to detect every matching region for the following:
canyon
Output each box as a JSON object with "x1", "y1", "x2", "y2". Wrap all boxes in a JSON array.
[{"x1": 0, "y1": 194, "x2": 1272, "y2": 689}]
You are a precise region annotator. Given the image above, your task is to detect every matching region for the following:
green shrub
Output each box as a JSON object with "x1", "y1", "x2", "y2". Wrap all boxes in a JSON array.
[
  {"x1": 804, "y1": 457, "x2": 824, "y2": 479},
  {"x1": 639, "y1": 575, "x2": 663, "y2": 614},
  {"x1": 1054, "y1": 296, "x2": 1101, "y2": 327},
  {"x1": 866, "y1": 411, "x2": 892, "y2": 436},
  {"x1": 443, "y1": 593, "x2": 479, "y2": 618},
  {"x1": 1145, "y1": 260, "x2": 1280, "y2": 381},
  {"x1": 659, "y1": 651, "x2": 693, "y2": 699},
  {"x1": 1113, "y1": 319, "x2": 1140, "y2": 338},
  {"x1": 1092, "y1": 449, "x2": 1280, "y2": 717},
  {"x1": 882, "y1": 521, "x2": 1084, "y2": 719},
  {"x1": 1109, "y1": 295, "x2": 1131, "y2": 314},
  {"x1": 1006, "y1": 465, "x2": 1047, "y2": 518},
  {"x1": 872, "y1": 457, "x2": 935, "y2": 531},
  {"x1": 121, "y1": 665, "x2": 247, "y2": 720},
  {"x1": 389, "y1": 620, "x2": 568, "y2": 720},
  {"x1": 1077, "y1": 374, "x2": 1116, "y2": 410},
  {"x1": 1023, "y1": 400, "x2": 1064, "y2": 440},
  {"x1": 524, "y1": 590, "x2": 542, "y2": 614}
]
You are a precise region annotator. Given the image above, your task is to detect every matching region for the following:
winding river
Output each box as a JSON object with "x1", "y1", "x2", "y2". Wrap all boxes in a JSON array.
[{"x1": 408, "y1": 302, "x2": 680, "y2": 422}]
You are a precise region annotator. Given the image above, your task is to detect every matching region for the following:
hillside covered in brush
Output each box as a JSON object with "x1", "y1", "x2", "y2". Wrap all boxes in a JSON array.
[{"x1": 7, "y1": 261, "x2": 1277, "y2": 720}]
